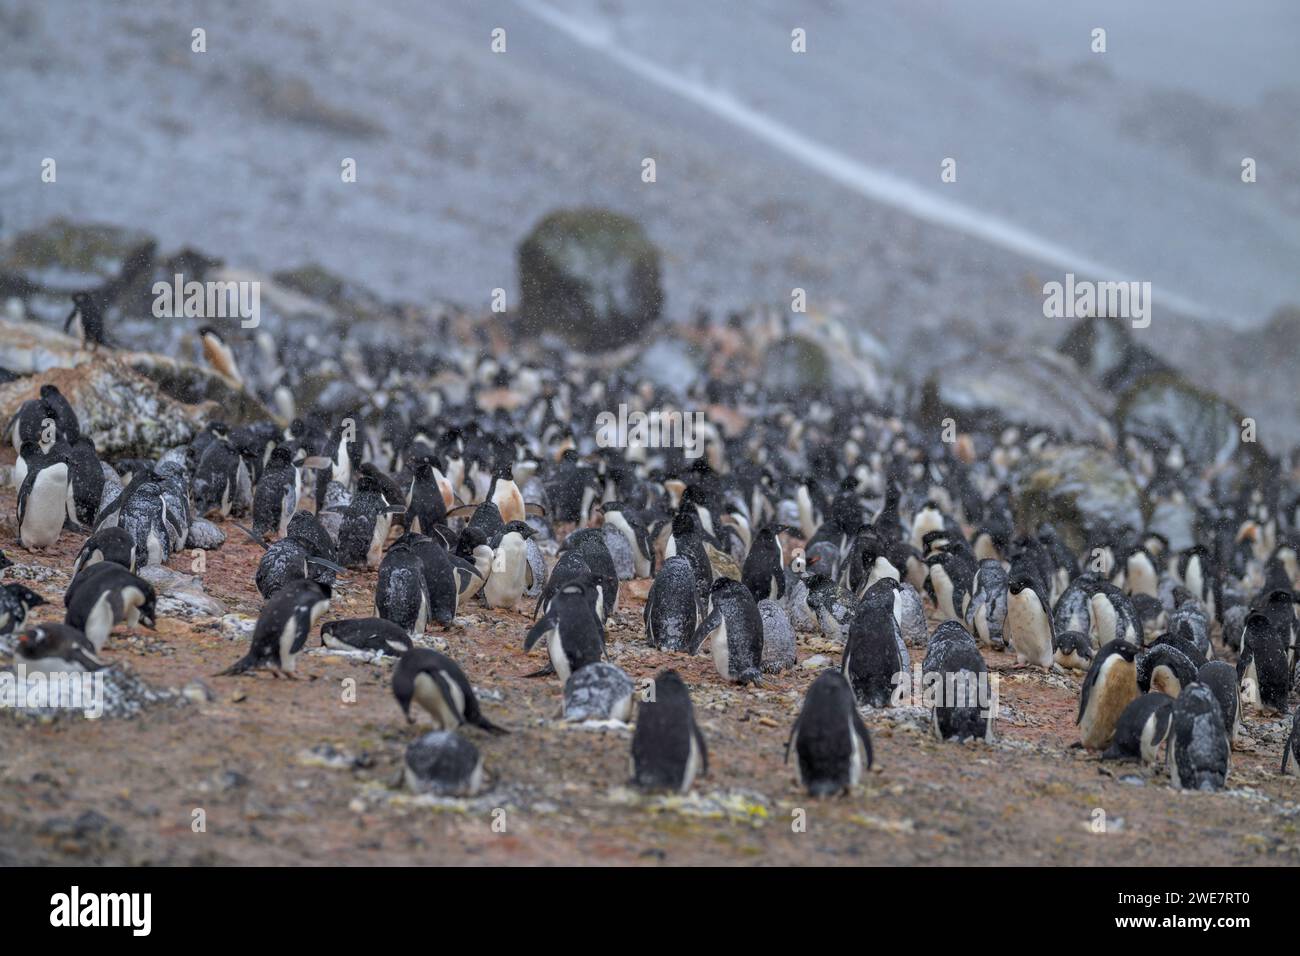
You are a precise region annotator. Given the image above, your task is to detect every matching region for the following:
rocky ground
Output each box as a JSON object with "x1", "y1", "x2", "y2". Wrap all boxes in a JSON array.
[{"x1": 2, "y1": 475, "x2": 1299, "y2": 866}]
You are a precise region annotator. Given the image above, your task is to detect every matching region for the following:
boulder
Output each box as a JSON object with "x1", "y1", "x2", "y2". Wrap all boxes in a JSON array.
[
  {"x1": 1014, "y1": 444, "x2": 1144, "y2": 553},
  {"x1": 518, "y1": 208, "x2": 662, "y2": 350}
]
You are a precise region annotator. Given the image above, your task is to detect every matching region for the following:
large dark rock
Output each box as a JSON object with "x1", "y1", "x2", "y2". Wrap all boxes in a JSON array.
[
  {"x1": 1014, "y1": 444, "x2": 1144, "y2": 552},
  {"x1": 518, "y1": 209, "x2": 662, "y2": 350},
  {"x1": 1057, "y1": 315, "x2": 1169, "y2": 393}
]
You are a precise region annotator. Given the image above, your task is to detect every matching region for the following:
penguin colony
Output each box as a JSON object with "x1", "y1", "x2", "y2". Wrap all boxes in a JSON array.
[{"x1": 4, "y1": 304, "x2": 1300, "y2": 803}]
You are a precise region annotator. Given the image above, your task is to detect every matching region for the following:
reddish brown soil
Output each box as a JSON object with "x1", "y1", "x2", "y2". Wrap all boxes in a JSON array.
[{"x1": 1, "y1": 482, "x2": 1298, "y2": 866}]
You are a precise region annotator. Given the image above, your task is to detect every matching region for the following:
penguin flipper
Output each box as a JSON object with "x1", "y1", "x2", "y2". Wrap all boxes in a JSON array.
[
  {"x1": 523, "y1": 617, "x2": 555, "y2": 653},
  {"x1": 693, "y1": 723, "x2": 709, "y2": 777},
  {"x1": 784, "y1": 715, "x2": 801, "y2": 765},
  {"x1": 523, "y1": 502, "x2": 547, "y2": 517},
  {"x1": 520, "y1": 662, "x2": 556, "y2": 679},
  {"x1": 688, "y1": 607, "x2": 722, "y2": 656},
  {"x1": 446, "y1": 503, "x2": 478, "y2": 520},
  {"x1": 232, "y1": 522, "x2": 271, "y2": 551},
  {"x1": 216, "y1": 653, "x2": 257, "y2": 677}
]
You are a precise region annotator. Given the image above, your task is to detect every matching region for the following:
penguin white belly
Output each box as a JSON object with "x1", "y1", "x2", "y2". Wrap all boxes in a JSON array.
[
  {"x1": 682, "y1": 730, "x2": 702, "y2": 793},
  {"x1": 870, "y1": 557, "x2": 899, "y2": 587},
  {"x1": 847, "y1": 715, "x2": 864, "y2": 787},
  {"x1": 1138, "y1": 711, "x2": 1164, "y2": 763},
  {"x1": 484, "y1": 545, "x2": 526, "y2": 610},
  {"x1": 796, "y1": 487, "x2": 816, "y2": 540},
  {"x1": 12, "y1": 455, "x2": 27, "y2": 490},
  {"x1": 367, "y1": 514, "x2": 392, "y2": 568},
  {"x1": 491, "y1": 480, "x2": 525, "y2": 524},
  {"x1": 412, "y1": 671, "x2": 465, "y2": 728},
  {"x1": 1089, "y1": 595, "x2": 1118, "y2": 646},
  {"x1": 973, "y1": 602, "x2": 990, "y2": 645},
  {"x1": 545, "y1": 627, "x2": 571, "y2": 684},
  {"x1": 930, "y1": 566, "x2": 958, "y2": 621},
  {"x1": 84, "y1": 593, "x2": 117, "y2": 651},
  {"x1": 1080, "y1": 657, "x2": 1136, "y2": 748},
  {"x1": 710, "y1": 614, "x2": 730, "y2": 680},
  {"x1": 21, "y1": 464, "x2": 69, "y2": 549},
  {"x1": 1007, "y1": 590, "x2": 1053, "y2": 667},
  {"x1": 278, "y1": 617, "x2": 299, "y2": 671}
]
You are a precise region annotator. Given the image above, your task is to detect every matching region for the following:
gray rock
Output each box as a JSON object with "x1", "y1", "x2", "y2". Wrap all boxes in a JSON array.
[
  {"x1": 758, "y1": 598, "x2": 796, "y2": 673},
  {"x1": 403, "y1": 731, "x2": 484, "y2": 797},
  {"x1": 188, "y1": 518, "x2": 226, "y2": 550},
  {"x1": 518, "y1": 208, "x2": 662, "y2": 350},
  {"x1": 1014, "y1": 444, "x2": 1143, "y2": 553},
  {"x1": 563, "y1": 662, "x2": 635, "y2": 722}
]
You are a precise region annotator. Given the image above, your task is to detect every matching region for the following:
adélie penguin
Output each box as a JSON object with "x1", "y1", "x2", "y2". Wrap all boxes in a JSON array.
[
  {"x1": 1196, "y1": 660, "x2": 1242, "y2": 748},
  {"x1": 391, "y1": 648, "x2": 508, "y2": 733},
  {"x1": 375, "y1": 546, "x2": 431, "y2": 638},
  {"x1": 63, "y1": 562, "x2": 157, "y2": 652},
  {"x1": 841, "y1": 586, "x2": 904, "y2": 708},
  {"x1": 17, "y1": 445, "x2": 72, "y2": 550},
  {"x1": 1167, "y1": 683, "x2": 1229, "y2": 792},
  {"x1": 523, "y1": 576, "x2": 606, "y2": 683},
  {"x1": 1077, "y1": 640, "x2": 1140, "y2": 750},
  {"x1": 320, "y1": 617, "x2": 413, "y2": 656},
  {"x1": 1136, "y1": 643, "x2": 1198, "y2": 697},
  {"x1": 218, "y1": 581, "x2": 331, "y2": 677},
  {"x1": 0, "y1": 583, "x2": 47, "y2": 638},
  {"x1": 1005, "y1": 569, "x2": 1055, "y2": 668},
  {"x1": 1101, "y1": 692, "x2": 1173, "y2": 763},
  {"x1": 630, "y1": 669, "x2": 707, "y2": 793},
  {"x1": 690, "y1": 576, "x2": 764, "y2": 685},
  {"x1": 14, "y1": 623, "x2": 103, "y2": 674},
  {"x1": 786, "y1": 670, "x2": 873, "y2": 796}
]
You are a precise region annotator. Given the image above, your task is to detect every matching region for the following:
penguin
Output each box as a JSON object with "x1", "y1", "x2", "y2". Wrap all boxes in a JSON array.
[
  {"x1": 924, "y1": 550, "x2": 973, "y2": 623},
  {"x1": 1121, "y1": 546, "x2": 1160, "y2": 598},
  {"x1": 630, "y1": 669, "x2": 707, "y2": 793},
  {"x1": 805, "y1": 573, "x2": 858, "y2": 644},
  {"x1": 599, "y1": 502, "x2": 654, "y2": 578},
  {"x1": 14, "y1": 623, "x2": 103, "y2": 675},
  {"x1": 1147, "y1": 630, "x2": 1208, "y2": 669},
  {"x1": 483, "y1": 459, "x2": 545, "y2": 524},
  {"x1": 218, "y1": 581, "x2": 331, "y2": 677},
  {"x1": 336, "y1": 473, "x2": 404, "y2": 569},
  {"x1": 117, "y1": 478, "x2": 172, "y2": 567},
  {"x1": 664, "y1": 511, "x2": 713, "y2": 603},
  {"x1": 251, "y1": 445, "x2": 299, "y2": 538},
  {"x1": 451, "y1": 525, "x2": 494, "y2": 602},
  {"x1": 1005, "y1": 570, "x2": 1055, "y2": 668},
  {"x1": 191, "y1": 424, "x2": 250, "y2": 519},
  {"x1": 559, "y1": 528, "x2": 620, "y2": 620},
  {"x1": 1088, "y1": 583, "x2": 1141, "y2": 647},
  {"x1": 1053, "y1": 574, "x2": 1098, "y2": 636},
  {"x1": 1077, "y1": 639, "x2": 1140, "y2": 749},
  {"x1": 1053, "y1": 631, "x2": 1094, "y2": 671},
  {"x1": 403, "y1": 731, "x2": 484, "y2": 797},
  {"x1": 66, "y1": 436, "x2": 103, "y2": 528},
  {"x1": 643, "y1": 555, "x2": 699, "y2": 652},
  {"x1": 842, "y1": 588, "x2": 904, "y2": 708},
  {"x1": 1136, "y1": 643, "x2": 1198, "y2": 698},
  {"x1": 741, "y1": 526, "x2": 786, "y2": 602},
  {"x1": 0, "y1": 582, "x2": 47, "y2": 637},
  {"x1": 758, "y1": 598, "x2": 797, "y2": 673},
  {"x1": 1238, "y1": 610, "x2": 1289, "y2": 714},
  {"x1": 923, "y1": 621, "x2": 994, "y2": 742},
  {"x1": 398, "y1": 533, "x2": 471, "y2": 627},
  {"x1": 523, "y1": 576, "x2": 606, "y2": 684},
  {"x1": 1281, "y1": 701, "x2": 1300, "y2": 776},
  {"x1": 1196, "y1": 660, "x2": 1242, "y2": 749},
  {"x1": 1167, "y1": 683, "x2": 1228, "y2": 791},
  {"x1": 32, "y1": 385, "x2": 79, "y2": 444},
  {"x1": 1175, "y1": 546, "x2": 1217, "y2": 623},
  {"x1": 5, "y1": 397, "x2": 53, "y2": 455},
  {"x1": 534, "y1": 551, "x2": 602, "y2": 623},
  {"x1": 17, "y1": 446, "x2": 71, "y2": 550},
  {"x1": 786, "y1": 670, "x2": 873, "y2": 796},
  {"x1": 1101, "y1": 693, "x2": 1173, "y2": 764},
  {"x1": 392, "y1": 648, "x2": 508, "y2": 733},
  {"x1": 63, "y1": 562, "x2": 157, "y2": 652},
  {"x1": 965, "y1": 559, "x2": 1008, "y2": 649},
  {"x1": 375, "y1": 547, "x2": 431, "y2": 637},
  {"x1": 64, "y1": 290, "x2": 108, "y2": 347},
  {"x1": 320, "y1": 617, "x2": 413, "y2": 656},
  {"x1": 483, "y1": 524, "x2": 531, "y2": 611},
  {"x1": 404, "y1": 456, "x2": 448, "y2": 535},
  {"x1": 563, "y1": 661, "x2": 635, "y2": 723},
  {"x1": 198, "y1": 325, "x2": 243, "y2": 386},
  {"x1": 690, "y1": 576, "x2": 764, "y2": 685}
]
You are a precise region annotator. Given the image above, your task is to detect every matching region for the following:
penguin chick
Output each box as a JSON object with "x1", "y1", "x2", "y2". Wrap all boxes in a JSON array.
[
  {"x1": 630, "y1": 669, "x2": 707, "y2": 793},
  {"x1": 786, "y1": 670, "x2": 873, "y2": 796},
  {"x1": 923, "y1": 621, "x2": 994, "y2": 742},
  {"x1": 1136, "y1": 644, "x2": 1198, "y2": 697},
  {"x1": 643, "y1": 556, "x2": 698, "y2": 652},
  {"x1": 403, "y1": 731, "x2": 484, "y2": 797},
  {"x1": 1101, "y1": 693, "x2": 1173, "y2": 763},
  {"x1": 1053, "y1": 631, "x2": 1094, "y2": 671},
  {"x1": 218, "y1": 581, "x2": 330, "y2": 677},
  {"x1": 1196, "y1": 660, "x2": 1242, "y2": 749},
  {"x1": 563, "y1": 661, "x2": 635, "y2": 723},
  {"x1": 1077, "y1": 639, "x2": 1140, "y2": 750},
  {"x1": 392, "y1": 648, "x2": 508, "y2": 733},
  {"x1": 17, "y1": 447, "x2": 71, "y2": 550},
  {"x1": 1167, "y1": 683, "x2": 1228, "y2": 792}
]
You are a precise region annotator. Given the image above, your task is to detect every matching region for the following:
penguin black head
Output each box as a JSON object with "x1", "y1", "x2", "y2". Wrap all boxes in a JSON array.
[
  {"x1": 502, "y1": 520, "x2": 536, "y2": 539},
  {"x1": 671, "y1": 511, "x2": 697, "y2": 536}
]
